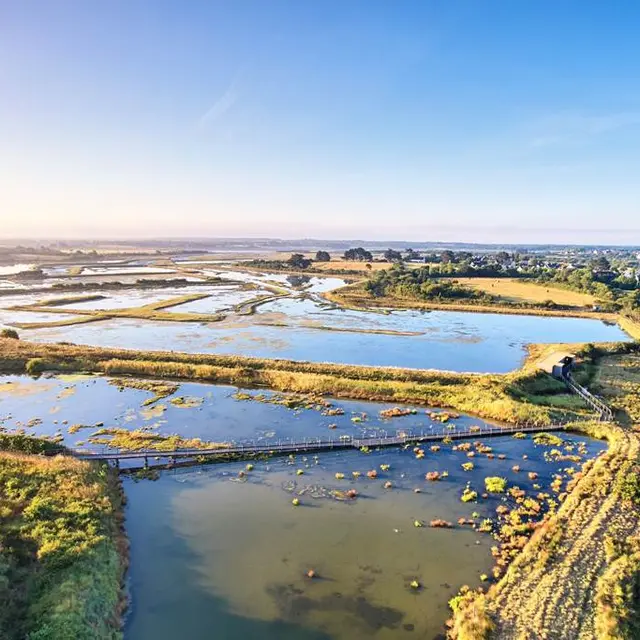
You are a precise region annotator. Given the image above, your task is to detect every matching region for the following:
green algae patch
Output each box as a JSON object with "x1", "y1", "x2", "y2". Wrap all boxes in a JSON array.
[
  {"x1": 56, "y1": 385, "x2": 77, "y2": 400},
  {"x1": 56, "y1": 373, "x2": 102, "y2": 383},
  {"x1": 140, "y1": 403, "x2": 167, "y2": 419},
  {"x1": 169, "y1": 396, "x2": 204, "y2": 408},
  {"x1": 108, "y1": 377, "x2": 179, "y2": 405},
  {"x1": 0, "y1": 380, "x2": 54, "y2": 397},
  {"x1": 87, "y1": 427, "x2": 227, "y2": 452}
]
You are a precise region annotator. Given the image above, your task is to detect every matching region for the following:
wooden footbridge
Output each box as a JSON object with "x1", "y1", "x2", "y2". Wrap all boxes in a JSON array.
[{"x1": 69, "y1": 422, "x2": 567, "y2": 468}]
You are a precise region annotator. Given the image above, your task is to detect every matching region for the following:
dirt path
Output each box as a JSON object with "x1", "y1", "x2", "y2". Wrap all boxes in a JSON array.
[{"x1": 487, "y1": 425, "x2": 640, "y2": 639}]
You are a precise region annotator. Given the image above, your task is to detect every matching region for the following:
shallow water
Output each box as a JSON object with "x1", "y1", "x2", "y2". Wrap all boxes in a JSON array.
[
  {"x1": 0, "y1": 373, "x2": 605, "y2": 639},
  {"x1": 16, "y1": 307, "x2": 630, "y2": 372},
  {"x1": 1, "y1": 267, "x2": 630, "y2": 372},
  {"x1": 0, "y1": 263, "x2": 35, "y2": 275},
  {"x1": 0, "y1": 375, "x2": 499, "y2": 451},
  {"x1": 122, "y1": 432, "x2": 603, "y2": 640}
]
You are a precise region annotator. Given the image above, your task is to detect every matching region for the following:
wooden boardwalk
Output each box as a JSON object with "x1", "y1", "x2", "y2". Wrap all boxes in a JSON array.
[{"x1": 70, "y1": 423, "x2": 566, "y2": 465}]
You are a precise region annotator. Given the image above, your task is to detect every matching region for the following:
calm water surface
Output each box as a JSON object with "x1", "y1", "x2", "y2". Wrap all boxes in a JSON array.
[
  {"x1": 1, "y1": 269, "x2": 631, "y2": 372},
  {"x1": 15, "y1": 309, "x2": 629, "y2": 372},
  {"x1": 0, "y1": 374, "x2": 606, "y2": 639}
]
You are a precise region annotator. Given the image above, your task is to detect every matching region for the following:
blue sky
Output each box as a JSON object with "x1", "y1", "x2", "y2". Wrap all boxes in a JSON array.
[{"x1": 1, "y1": 1, "x2": 639, "y2": 243}]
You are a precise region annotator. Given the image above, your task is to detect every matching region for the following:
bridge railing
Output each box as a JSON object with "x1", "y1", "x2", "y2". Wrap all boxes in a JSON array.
[
  {"x1": 563, "y1": 374, "x2": 613, "y2": 422},
  {"x1": 68, "y1": 421, "x2": 567, "y2": 461}
]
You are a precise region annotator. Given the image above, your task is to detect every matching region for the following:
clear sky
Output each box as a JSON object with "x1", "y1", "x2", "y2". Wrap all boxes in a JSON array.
[{"x1": 1, "y1": 1, "x2": 639, "y2": 243}]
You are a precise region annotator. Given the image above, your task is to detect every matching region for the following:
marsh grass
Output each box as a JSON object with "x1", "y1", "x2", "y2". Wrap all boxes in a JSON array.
[
  {"x1": 0, "y1": 435, "x2": 126, "y2": 639},
  {"x1": 2, "y1": 338, "x2": 621, "y2": 425},
  {"x1": 448, "y1": 350, "x2": 640, "y2": 640}
]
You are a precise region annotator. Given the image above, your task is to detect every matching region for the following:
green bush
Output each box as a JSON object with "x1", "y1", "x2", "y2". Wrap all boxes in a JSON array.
[
  {"x1": 0, "y1": 328, "x2": 19, "y2": 339},
  {"x1": 0, "y1": 441, "x2": 124, "y2": 639},
  {"x1": 25, "y1": 358, "x2": 47, "y2": 375},
  {"x1": 618, "y1": 470, "x2": 640, "y2": 505}
]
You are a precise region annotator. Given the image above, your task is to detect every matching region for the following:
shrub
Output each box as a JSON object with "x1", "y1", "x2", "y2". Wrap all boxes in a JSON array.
[
  {"x1": 618, "y1": 470, "x2": 640, "y2": 505},
  {"x1": 0, "y1": 328, "x2": 19, "y2": 339},
  {"x1": 25, "y1": 358, "x2": 47, "y2": 375}
]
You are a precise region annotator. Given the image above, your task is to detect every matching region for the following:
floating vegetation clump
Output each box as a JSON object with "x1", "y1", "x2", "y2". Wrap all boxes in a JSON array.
[
  {"x1": 478, "y1": 519, "x2": 493, "y2": 533},
  {"x1": 425, "y1": 471, "x2": 441, "y2": 481},
  {"x1": 461, "y1": 462, "x2": 474, "y2": 471},
  {"x1": 485, "y1": 477, "x2": 507, "y2": 493},
  {"x1": 170, "y1": 396, "x2": 203, "y2": 408},
  {"x1": 68, "y1": 422, "x2": 101, "y2": 434},
  {"x1": 430, "y1": 519, "x2": 453, "y2": 528},
  {"x1": 87, "y1": 427, "x2": 228, "y2": 452},
  {"x1": 233, "y1": 390, "x2": 334, "y2": 413},
  {"x1": 428, "y1": 411, "x2": 458, "y2": 423},
  {"x1": 533, "y1": 432, "x2": 564, "y2": 447},
  {"x1": 379, "y1": 407, "x2": 417, "y2": 419},
  {"x1": 461, "y1": 486, "x2": 478, "y2": 503},
  {"x1": 109, "y1": 378, "x2": 179, "y2": 405}
]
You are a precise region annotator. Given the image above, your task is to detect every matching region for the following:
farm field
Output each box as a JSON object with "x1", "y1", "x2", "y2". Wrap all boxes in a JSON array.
[{"x1": 453, "y1": 278, "x2": 597, "y2": 308}]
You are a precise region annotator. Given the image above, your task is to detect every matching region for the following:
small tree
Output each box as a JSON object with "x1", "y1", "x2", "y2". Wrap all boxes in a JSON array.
[
  {"x1": 288, "y1": 253, "x2": 312, "y2": 269},
  {"x1": 343, "y1": 247, "x2": 373, "y2": 262},
  {"x1": 0, "y1": 328, "x2": 19, "y2": 340},
  {"x1": 441, "y1": 250, "x2": 455, "y2": 264},
  {"x1": 384, "y1": 249, "x2": 403, "y2": 263},
  {"x1": 315, "y1": 250, "x2": 331, "y2": 262}
]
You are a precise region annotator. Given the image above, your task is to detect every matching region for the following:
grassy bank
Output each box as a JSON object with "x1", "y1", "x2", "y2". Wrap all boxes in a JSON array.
[
  {"x1": 326, "y1": 282, "x2": 618, "y2": 321},
  {"x1": 0, "y1": 338, "x2": 611, "y2": 425},
  {"x1": 0, "y1": 435, "x2": 127, "y2": 639},
  {"x1": 448, "y1": 349, "x2": 640, "y2": 640}
]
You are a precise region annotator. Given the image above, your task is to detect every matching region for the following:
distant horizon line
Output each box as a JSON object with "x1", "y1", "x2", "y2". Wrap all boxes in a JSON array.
[{"x1": 2, "y1": 235, "x2": 640, "y2": 250}]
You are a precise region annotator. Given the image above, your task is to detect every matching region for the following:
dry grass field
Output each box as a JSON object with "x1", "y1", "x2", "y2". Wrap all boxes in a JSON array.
[
  {"x1": 453, "y1": 278, "x2": 596, "y2": 308},
  {"x1": 313, "y1": 259, "x2": 392, "y2": 272},
  {"x1": 595, "y1": 352, "x2": 640, "y2": 424}
]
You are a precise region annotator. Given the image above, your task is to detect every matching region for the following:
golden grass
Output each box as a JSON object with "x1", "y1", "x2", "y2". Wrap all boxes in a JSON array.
[
  {"x1": 313, "y1": 259, "x2": 397, "y2": 272},
  {"x1": 453, "y1": 278, "x2": 597, "y2": 308},
  {"x1": 0, "y1": 337, "x2": 610, "y2": 426},
  {"x1": 449, "y1": 349, "x2": 640, "y2": 639},
  {"x1": 594, "y1": 353, "x2": 640, "y2": 424},
  {"x1": 618, "y1": 316, "x2": 640, "y2": 340},
  {"x1": 326, "y1": 282, "x2": 627, "y2": 323}
]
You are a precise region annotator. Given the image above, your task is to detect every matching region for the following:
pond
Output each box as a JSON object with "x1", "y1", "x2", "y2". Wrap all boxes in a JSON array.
[{"x1": 0, "y1": 374, "x2": 606, "y2": 639}]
